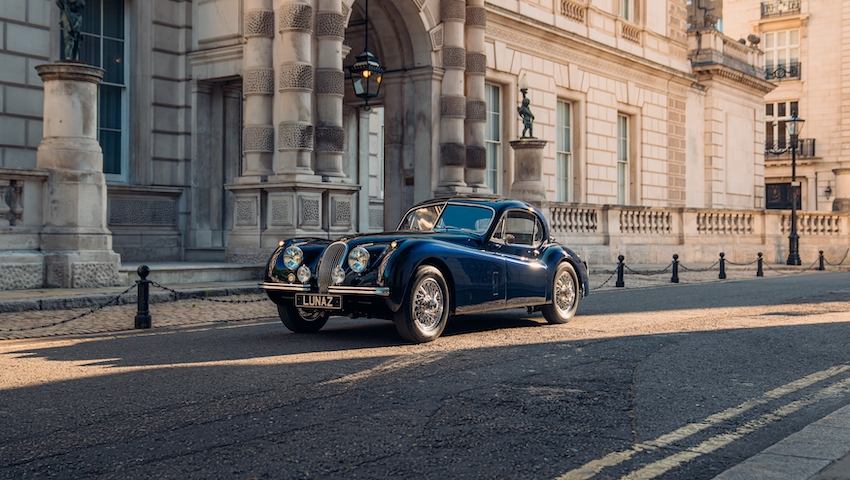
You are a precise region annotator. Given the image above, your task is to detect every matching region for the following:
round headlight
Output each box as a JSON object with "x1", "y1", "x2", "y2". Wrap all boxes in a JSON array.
[
  {"x1": 283, "y1": 246, "x2": 303, "y2": 270},
  {"x1": 331, "y1": 266, "x2": 345, "y2": 285},
  {"x1": 296, "y1": 265, "x2": 311, "y2": 283},
  {"x1": 348, "y1": 246, "x2": 370, "y2": 273}
]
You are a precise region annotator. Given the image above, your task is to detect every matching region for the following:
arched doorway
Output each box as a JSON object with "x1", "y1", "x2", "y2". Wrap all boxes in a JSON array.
[{"x1": 343, "y1": 0, "x2": 441, "y2": 229}]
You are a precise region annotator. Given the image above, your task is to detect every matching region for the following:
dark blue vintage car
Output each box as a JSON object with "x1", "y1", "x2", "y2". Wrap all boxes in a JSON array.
[{"x1": 262, "y1": 197, "x2": 589, "y2": 343}]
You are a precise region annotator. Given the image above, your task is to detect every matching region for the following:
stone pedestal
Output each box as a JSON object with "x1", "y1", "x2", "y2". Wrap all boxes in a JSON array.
[
  {"x1": 832, "y1": 168, "x2": 850, "y2": 212},
  {"x1": 35, "y1": 62, "x2": 121, "y2": 288},
  {"x1": 509, "y1": 139, "x2": 548, "y2": 207}
]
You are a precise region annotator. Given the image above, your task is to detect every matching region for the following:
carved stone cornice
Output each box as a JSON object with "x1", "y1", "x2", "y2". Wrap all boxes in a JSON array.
[{"x1": 691, "y1": 63, "x2": 776, "y2": 95}]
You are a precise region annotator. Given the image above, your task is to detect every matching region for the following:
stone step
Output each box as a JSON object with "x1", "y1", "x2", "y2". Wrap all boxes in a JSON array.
[{"x1": 119, "y1": 262, "x2": 265, "y2": 287}]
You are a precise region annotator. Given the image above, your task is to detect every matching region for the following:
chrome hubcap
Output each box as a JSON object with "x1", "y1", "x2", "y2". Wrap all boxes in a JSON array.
[
  {"x1": 554, "y1": 271, "x2": 576, "y2": 313},
  {"x1": 413, "y1": 278, "x2": 443, "y2": 331}
]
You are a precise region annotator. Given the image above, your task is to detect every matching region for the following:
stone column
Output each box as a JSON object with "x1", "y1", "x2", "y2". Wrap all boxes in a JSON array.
[
  {"x1": 383, "y1": 74, "x2": 407, "y2": 227},
  {"x1": 276, "y1": 0, "x2": 316, "y2": 176},
  {"x1": 314, "y1": 0, "x2": 347, "y2": 180},
  {"x1": 242, "y1": 0, "x2": 276, "y2": 177},
  {"x1": 509, "y1": 139, "x2": 548, "y2": 207},
  {"x1": 409, "y1": 67, "x2": 443, "y2": 203},
  {"x1": 436, "y1": 0, "x2": 467, "y2": 195},
  {"x1": 464, "y1": 0, "x2": 488, "y2": 191},
  {"x1": 35, "y1": 62, "x2": 121, "y2": 288},
  {"x1": 832, "y1": 168, "x2": 850, "y2": 212}
]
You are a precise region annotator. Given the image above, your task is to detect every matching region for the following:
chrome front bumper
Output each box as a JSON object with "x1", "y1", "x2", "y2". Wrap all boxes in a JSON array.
[{"x1": 261, "y1": 282, "x2": 390, "y2": 296}]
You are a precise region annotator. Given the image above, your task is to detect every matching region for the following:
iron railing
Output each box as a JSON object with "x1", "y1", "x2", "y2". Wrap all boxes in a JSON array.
[
  {"x1": 761, "y1": 0, "x2": 801, "y2": 17},
  {"x1": 764, "y1": 138, "x2": 816, "y2": 157},
  {"x1": 765, "y1": 62, "x2": 800, "y2": 80}
]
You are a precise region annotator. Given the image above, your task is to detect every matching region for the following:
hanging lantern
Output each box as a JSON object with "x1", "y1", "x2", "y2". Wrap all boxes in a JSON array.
[
  {"x1": 347, "y1": 50, "x2": 384, "y2": 110},
  {"x1": 347, "y1": 0, "x2": 384, "y2": 111}
]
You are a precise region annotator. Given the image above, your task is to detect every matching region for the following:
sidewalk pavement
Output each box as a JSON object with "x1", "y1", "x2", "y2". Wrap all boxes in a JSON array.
[{"x1": 0, "y1": 263, "x2": 848, "y2": 479}]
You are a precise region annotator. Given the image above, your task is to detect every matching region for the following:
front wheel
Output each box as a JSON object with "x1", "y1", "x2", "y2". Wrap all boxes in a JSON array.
[
  {"x1": 394, "y1": 265, "x2": 449, "y2": 343},
  {"x1": 277, "y1": 304, "x2": 329, "y2": 333},
  {"x1": 541, "y1": 262, "x2": 579, "y2": 324}
]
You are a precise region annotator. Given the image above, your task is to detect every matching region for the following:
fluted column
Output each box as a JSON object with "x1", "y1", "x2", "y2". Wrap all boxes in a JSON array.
[
  {"x1": 276, "y1": 0, "x2": 315, "y2": 175},
  {"x1": 436, "y1": 0, "x2": 467, "y2": 194},
  {"x1": 242, "y1": 0, "x2": 275, "y2": 177},
  {"x1": 314, "y1": 0, "x2": 347, "y2": 180},
  {"x1": 464, "y1": 0, "x2": 488, "y2": 191}
]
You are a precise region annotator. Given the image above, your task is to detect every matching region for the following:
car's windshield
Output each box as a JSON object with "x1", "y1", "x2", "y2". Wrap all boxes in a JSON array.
[{"x1": 399, "y1": 203, "x2": 494, "y2": 235}]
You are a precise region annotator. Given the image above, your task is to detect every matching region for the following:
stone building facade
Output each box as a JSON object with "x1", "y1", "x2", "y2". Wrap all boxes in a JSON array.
[
  {"x1": 723, "y1": 0, "x2": 850, "y2": 213},
  {"x1": 4, "y1": 0, "x2": 834, "y2": 290}
]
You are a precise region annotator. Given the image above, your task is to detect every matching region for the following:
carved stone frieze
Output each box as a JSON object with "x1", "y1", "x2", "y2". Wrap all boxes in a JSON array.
[
  {"x1": 315, "y1": 126, "x2": 345, "y2": 153},
  {"x1": 279, "y1": 63, "x2": 314, "y2": 90},
  {"x1": 270, "y1": 195, "x2": 294, "y2": 226},
  {"x1": 278, "y1": 3, "x2": 313, "y2": 31},
  {"x1": 109, "y1": 198, "x2": 178, "y2": 225},
  {"x1": 244, "y1": 10, "x2": 275, "y2": 37},
  {"x1": 466, "y1": 145, "x2": 486, "y2": 168},
  {"x1": 442, "y1": 0, "x2": 466, "y2": 20},
  {"x1": 243, "y1": 67, "x2": 275, "y2": 94},
  {"x1": 236, "y1": 199, "x2": 258, "y2": 227},
  {"x1": 299, "y1": 197, "x2": 321, "y2": 227},
  {"x1": 440, "y1": 143, "x2": 466, "y2": 166},
  {"x1": 466, "y1": 6, "x2": 486, "y2": 26},
  {"x1": 466, "y1": 99, "x2": 486, "y2": 121},
  {"x1": 316, "y1": 12, "x2": 345, "y2": 38},
  {"x1": 316, "y1": 69, "x2": 345, "y2": 95},
  {"x1": 331, "y1": 197, "x2": 352, "y2": 226},
  {"x1": 442, "y1": 47, "x2": 467, "y2": 69},
  {"x1": 441, "y1": 95, "x2": 466, "y2": 117},
  {"x1": 466, "y1": 52, "x2": 486, "y2": 74},
  {"x1": 278, "y1": 122, "x2": 314, "y2": 150},
  {"x1": 243, "y1": 125, "x2": 275, "y2": 152}
]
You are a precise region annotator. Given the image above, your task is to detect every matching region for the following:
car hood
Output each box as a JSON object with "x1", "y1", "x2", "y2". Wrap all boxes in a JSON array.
[{"x1": 337, "y1": 230, "x2": 484, "y2": 249}]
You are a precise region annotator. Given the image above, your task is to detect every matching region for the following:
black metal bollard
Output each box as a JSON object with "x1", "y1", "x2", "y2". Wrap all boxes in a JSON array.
[
  {"x1": 671, "y1": 254, "x2": 679, "y2": 283},
  {"x1": 135, "y1": 265, "x2": 152, "y2": 329},
  {"x1": 615, "y1": 255, "x2": 625, "y2": 287},
  {"x1": 818, "y1": 250, "x2": 825, "y2": 271},
  {"x1": 719, "y1": 252, "x2": 727, "y2": 280},
  {"x1": 757, "y1": 252, "x2": 764, "y2": 277}
]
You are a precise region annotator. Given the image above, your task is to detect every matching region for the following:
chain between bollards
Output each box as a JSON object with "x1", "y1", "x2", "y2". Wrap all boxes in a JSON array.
[
  {"x1": 615, "y1": 255, "x2": 625, "y2": 288},
  {"x1": 135, "y1": 265, "x2": 152, "y2": 329},
  {"x1": 671, "y1": 254, "x2": 679, "y2": 283},
  {"x1": 719, "y1": 252, "x2": 726, "y2": 280}
]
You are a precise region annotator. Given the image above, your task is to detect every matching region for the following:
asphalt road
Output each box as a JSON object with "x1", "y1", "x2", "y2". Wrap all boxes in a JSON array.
[{"x1": 1, "y1": 272, "x2": 849, "y2": 479}]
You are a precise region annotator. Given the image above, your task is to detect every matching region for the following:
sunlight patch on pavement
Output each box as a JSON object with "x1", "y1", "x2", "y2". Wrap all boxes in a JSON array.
[
  {"x1": 555, "y1": 364, "x2": 850, "y2": 480},
  {"x1": 320, "y1": 352, "x2": 448, "y2": 385}
]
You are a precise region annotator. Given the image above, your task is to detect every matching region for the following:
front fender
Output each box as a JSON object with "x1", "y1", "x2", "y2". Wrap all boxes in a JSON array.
[{"x1": 381, "y1": 239, "x2": 456, "y2": 313}]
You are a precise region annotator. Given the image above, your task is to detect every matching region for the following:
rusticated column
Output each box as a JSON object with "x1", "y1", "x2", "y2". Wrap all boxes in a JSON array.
[
  {"x1": 436, "y1": 0, "x2": 467, "y2": 194},
  {"x1": 276, "y1": 0, "x2": 315, "y2": 175},
  {"x1": 464, "y1": 0, "x2": 488, "y2": 191},
  {"x1": 314, "y1": 0, "x2": 347, "y2": 180},
  {"x1": 242, "y1": 0, "x2": 275, "y2": 176}
]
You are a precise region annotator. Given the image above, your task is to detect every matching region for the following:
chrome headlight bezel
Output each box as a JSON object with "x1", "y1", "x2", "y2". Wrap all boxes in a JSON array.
[
  {"x1": 296, "y1": 265, "x2": 311, "y2": 283},
  {"x1": 331, "y1": 266, "x2": 346, "y2": 285},
  {"x1": 348, "y1": 246, "x2": 370, "y2": 273},
  {"x1": 283, "y1": 246, "x2": 304, "y2": 270}
]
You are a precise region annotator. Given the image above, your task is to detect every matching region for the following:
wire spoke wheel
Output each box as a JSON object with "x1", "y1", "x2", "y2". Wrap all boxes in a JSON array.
[
  {"x1": 542, "y1": 262, "x2": 579, "y2": 324},
  {"x1": 395, "y1": 265, "x2": 449, "y2": 343}
]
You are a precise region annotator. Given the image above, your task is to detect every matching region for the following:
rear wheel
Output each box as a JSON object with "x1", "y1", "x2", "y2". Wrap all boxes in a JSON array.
[
  {"x1": 541, "y1": 262, "x2": 579, "y2": 324},
  {"x1": 394, "y1": 265, "x2": 449, "y2": 343},
  {"x1": 277, "y1": 304, "x2": 329, "y2": 333}
]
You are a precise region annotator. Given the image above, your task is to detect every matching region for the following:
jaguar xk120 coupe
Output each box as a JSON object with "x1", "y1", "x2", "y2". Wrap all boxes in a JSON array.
[{"x1": 262, "y1": 197, "x2": 589, "y2": 343}]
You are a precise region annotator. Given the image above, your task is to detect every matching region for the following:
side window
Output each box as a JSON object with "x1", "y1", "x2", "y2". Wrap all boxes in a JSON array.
[{"x1": 493, "y1": 211, "x2": 541, "y2": 246}]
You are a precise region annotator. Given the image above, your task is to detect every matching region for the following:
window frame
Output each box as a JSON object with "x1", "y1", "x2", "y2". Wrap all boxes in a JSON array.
[
  {"x1": 617, "y1": 113, "x2": 629, "y2": 205},
  {"x1": 763, "y1": 29, "x2": 800, "y2": 80},
  {"x1": 79, "y1": 0, "x2": 129, "y2": 182},
  {"x1": 556, "y1": 100, "x2": 573, "y2": 203},
  {"x1": 485, "y1": 83, "x2": 503, "y2": 195}
]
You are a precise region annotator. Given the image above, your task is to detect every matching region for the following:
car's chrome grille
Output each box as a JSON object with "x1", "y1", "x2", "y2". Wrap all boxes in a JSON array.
[{"x1": 317, "y1": 241, "x2": 347, "y2": 293}]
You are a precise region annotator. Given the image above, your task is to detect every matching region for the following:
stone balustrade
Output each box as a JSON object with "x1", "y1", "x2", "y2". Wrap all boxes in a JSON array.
[
  {"x1": 0, "y1": 168, "x2": 49, "y2": 236},
  {"x1": 549, "y1": 203, "x2": 850, "y2": 265}
]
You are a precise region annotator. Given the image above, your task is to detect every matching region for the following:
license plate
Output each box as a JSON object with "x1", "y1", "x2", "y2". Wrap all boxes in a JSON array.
[{"x1": 295, "y1": 293, "x2": 342, "y2": 310}]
